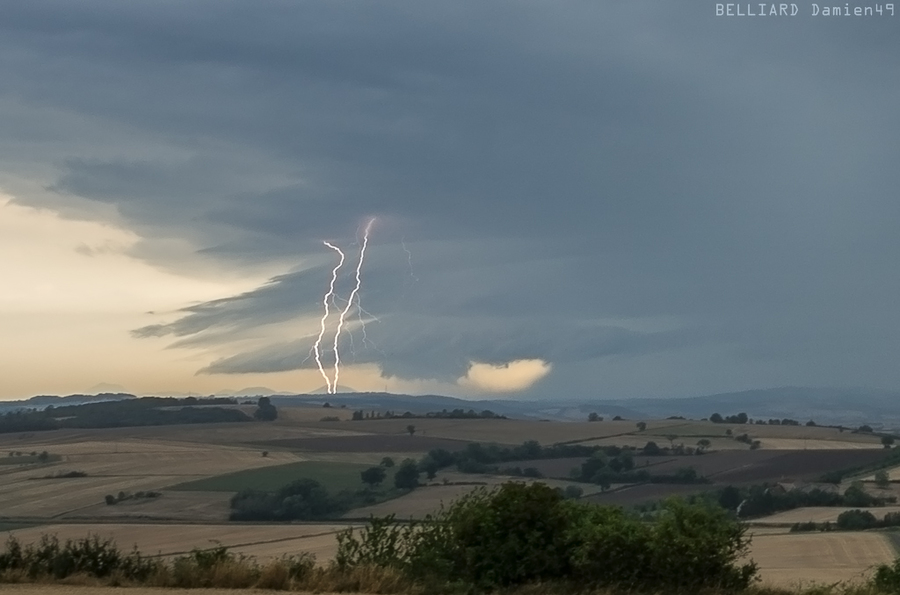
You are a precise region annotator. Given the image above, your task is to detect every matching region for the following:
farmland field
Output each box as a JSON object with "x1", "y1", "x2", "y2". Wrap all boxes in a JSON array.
[
  {"x1": 253, "y1": 434, "x2": 469, "y2": 453},
  {"x1": 0, "y1": 439, "x2": 305, "y2": 518},
  {"x1": 169, "y1": 460, "x2": 392, "y2": 492},
  {"x1": 294, "y1": 418, "x2": 690, "y2": 445},
  {"x1": 749, "y1": 531, "x2": 897, "y2": 586},
  {"x1": 2, "y1": 408, "x2": 899, "y2": 591},
  {"x1": 5, "y1": 522, "x2": 349, "y2": 561}
]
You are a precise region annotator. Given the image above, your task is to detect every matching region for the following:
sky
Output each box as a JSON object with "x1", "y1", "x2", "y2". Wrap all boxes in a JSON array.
[{"x1": 1, "y1": 1, "x2": 898, "y2": 401}]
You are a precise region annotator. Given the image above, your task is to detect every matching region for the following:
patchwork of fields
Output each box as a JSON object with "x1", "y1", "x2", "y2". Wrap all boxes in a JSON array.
[{"x1": 1, "y1": 405, "x2": 897, "y2": 590}]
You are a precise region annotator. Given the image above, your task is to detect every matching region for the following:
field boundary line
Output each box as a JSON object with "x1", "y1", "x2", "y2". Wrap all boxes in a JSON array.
[{"x1": 143, "y1": 529, "x2": 349, "y2": 559}]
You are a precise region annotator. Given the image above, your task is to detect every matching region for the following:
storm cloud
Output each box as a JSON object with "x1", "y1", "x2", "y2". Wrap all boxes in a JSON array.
[{"x1": 1, "y1": 0, "x2": 898, "y2": 397}]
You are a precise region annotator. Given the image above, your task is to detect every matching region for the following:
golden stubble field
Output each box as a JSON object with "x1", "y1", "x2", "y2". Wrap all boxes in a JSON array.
[
  {"x1": 0, "y1": 439, "x2": 305, "y2": 518},
  {"x1": 748, "y1": 531, "x2": 897, "y2": 587}
]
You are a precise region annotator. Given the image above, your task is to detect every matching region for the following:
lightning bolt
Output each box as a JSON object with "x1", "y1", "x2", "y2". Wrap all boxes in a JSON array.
[
  {"x1": 312, "y1": 241, "x2": 345, "y2": 394},
  {"x1": 401, "y1": 236, "x2": 419, "y2": 284},
  {"x1": 331, "y1": 217, "x2": 375, "y2": 392}
]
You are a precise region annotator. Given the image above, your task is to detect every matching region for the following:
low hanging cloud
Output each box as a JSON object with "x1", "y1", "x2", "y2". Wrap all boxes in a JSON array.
[{"x1": 458, "y1": 359, "x2": 552, "y2": 393}]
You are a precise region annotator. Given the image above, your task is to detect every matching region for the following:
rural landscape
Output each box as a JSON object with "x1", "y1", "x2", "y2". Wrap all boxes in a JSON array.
[
  {"x1": 3, "y1": 392, "x2": 900, "y2": 593},
  {"x1": 2, "y1": 1, "x2": 898, "y2": 594}
]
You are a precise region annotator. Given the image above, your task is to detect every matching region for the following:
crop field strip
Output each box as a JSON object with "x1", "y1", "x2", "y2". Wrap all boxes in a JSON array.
[
  {"x1": 5, "y1": 523, "x2": 353, "y2": 561},
  {"x1": 250, "y1": 434, "x2": 471, "y2": 453},
  {"x1": 289, "y1": 418, "x2": 692, "y2": 446},
  {"x1": 169, "y1": 460, "x2": 396, "y2": 493},
  {"x1": 749, "y1": 532, "x2": 897, "y2": 587},
  {"x1": 752, "y1": 506, "x2": 900, "y2": 525},
  {"x1": 0, "y1": 439, "x2": 308, "y2": 518}
]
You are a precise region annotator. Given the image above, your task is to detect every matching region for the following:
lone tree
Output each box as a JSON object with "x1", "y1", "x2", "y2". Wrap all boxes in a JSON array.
[
  {"x1": 360, "y1": 466, "x2": 387, "y2": 488},
  {"x1": 696, "y1": 438, "x2": 711, "y2": 453},
  {"x1": 710, "y1": 412, "x2": 724, "y2": 423},
  {"x1": 875, "y1": 469, "x2": 891, "y2": 489},
  {"x1": 406, "y1": 424, "x2": 416, "y2": 436},
  {"x1": 394, "y1": 458, "x2": 420, "y2": 489},
  {"x1": 254, "y1": 396, "x2": 278, "y2": 421},
  {"x1": 882, "y1": 436, "x2": 895, "y2": 449},
  {"x1": 636, "y1": 421, "x2": 647, "y2": 431},
  {"x1": 588, "y1": 412, "x2": 601, "y2": 422},
  {"x1": 642, "y1": 441, "x2": 661, "y2": 456},
  {"x1": 380, "y1": 456, "x2": 395, "y2": 468}
]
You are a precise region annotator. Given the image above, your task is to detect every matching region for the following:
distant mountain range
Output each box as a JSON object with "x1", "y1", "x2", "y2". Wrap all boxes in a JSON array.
[{"x1": 2, "y1": 386, "x2": 897, "y2": 430}]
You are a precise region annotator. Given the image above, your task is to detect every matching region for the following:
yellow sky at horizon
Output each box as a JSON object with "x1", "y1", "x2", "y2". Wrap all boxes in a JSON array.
[{"x1": 0, "y1": 195, "x2": 552, "y2": 400}]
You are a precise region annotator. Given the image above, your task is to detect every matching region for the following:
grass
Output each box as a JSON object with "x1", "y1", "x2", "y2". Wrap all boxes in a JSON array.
[{"x1": 169, "y1": 460, "x2": 397, "y2": 493}]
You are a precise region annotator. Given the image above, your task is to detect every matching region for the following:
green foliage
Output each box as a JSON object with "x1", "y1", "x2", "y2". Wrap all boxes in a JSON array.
[
  {"x1": 836, "y1": 509, "x2": 878, "y2": 530},
  {"x1": 563, "y1": 485, "x2": 583, "y2": 499},
  {"x1": 0, "y1": 534, "x2": 158, "y2": 581},
  {"x1": 380, "y1": 456, "x2": 395, "y2": 468},
  {"x1": 335, "y1": 514, "x2": 416, "y2": 570},
  {"x1": 714, "y1": 482, "x2": 892, "y2": 518},
  {"x1": 394, "y1": 459, "x2": 420, "y2": 489},
  {"x1": 874, "y1": 557, "x2": 900, "y2": 593},
  {"x1": 361, "y1": 466, "x2": 387, "y2": 488},
  {"x1": 642, "y1": 440, "x2": 661, "y2": 455},
  {"x1": 253, "y1": 396, "x2": 278, "y2": 421},
  {"x1": 335, "y1": 482, "x2": 757, "y2": 592},
  {"x1": 876, "y1": 469, "x2": 891, "y2": 488},
  {"x1": 230, "y1": 478, "x2": 350, "y2": 521}
]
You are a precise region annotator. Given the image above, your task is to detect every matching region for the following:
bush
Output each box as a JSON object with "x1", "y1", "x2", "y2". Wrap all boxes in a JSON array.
[
  {"x1": 874, "y1": 558, "x2": 900, "y2": 594},
  {"x1": 393, "y1": 459, "x2": 419, "y2": 490},
  {"x1": 0, "y1": 534, "x2": 158, "y2": 581},
  {"x1": 335, "y1": 482, "x2": 757, "y2": 592},
  {"x1": 836, "y1": 509, "x2": 878, "y2": 530}
]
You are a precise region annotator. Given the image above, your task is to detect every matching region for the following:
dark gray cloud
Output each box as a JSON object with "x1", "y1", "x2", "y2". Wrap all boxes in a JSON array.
[{"x1": 2, "y1": 0, "x2": 899, "y2": 397}]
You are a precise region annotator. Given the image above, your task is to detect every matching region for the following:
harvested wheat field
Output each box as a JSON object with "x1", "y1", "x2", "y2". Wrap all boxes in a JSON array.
[
  {"x1": 63, "y1": 490, "x2": 233, "y2": 522},
  {"x1": 5, "y1": 523, "x2": 351, "y2": 561},
  {"x1": 749, "y1": 531, "x2": 897, "y2": 587},
  {"x1": 0, "y1": 440, "x2": 305, "y2": 518},
  {"x1": 863, "y1": 464, "x2": 900, "y2": 481}
]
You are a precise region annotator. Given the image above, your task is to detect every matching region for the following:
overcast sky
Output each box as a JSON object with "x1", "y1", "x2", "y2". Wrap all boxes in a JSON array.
[{"x1": 1, "y1": 1, "x2": 898, "y2": 400}]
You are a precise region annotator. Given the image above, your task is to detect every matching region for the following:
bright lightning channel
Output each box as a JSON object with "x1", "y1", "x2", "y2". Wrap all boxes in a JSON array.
[
  {"x1": 312, "y1": 241, "x2": 345, "y2": 394},
  {"x1": 331, "y1": 218, "x2": 375, "y2": 392}
]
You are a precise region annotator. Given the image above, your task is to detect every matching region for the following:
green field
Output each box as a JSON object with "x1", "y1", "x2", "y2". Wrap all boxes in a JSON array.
[{"x1": 169, "y1": 460, "x2": 397, "y2": 493}]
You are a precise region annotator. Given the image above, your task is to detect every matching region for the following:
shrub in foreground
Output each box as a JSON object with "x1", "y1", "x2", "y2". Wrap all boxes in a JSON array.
[{"x1": 336, "y1": 481, "x2": 758, "y2": 592}]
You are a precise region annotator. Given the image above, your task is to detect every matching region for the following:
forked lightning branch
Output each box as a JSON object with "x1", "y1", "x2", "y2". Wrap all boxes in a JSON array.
[{"x1": 312, "y1": 218, "x2": 376, "y2": 394}]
